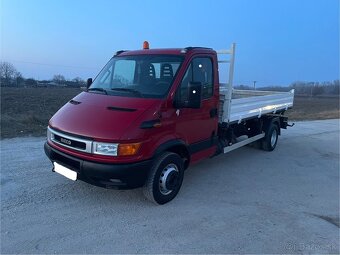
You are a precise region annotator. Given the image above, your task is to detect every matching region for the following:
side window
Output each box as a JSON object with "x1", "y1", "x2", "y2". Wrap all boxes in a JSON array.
[
  {"x1": 177, "y1": 57, "x2": 213, "y2": 102},
  {"x1": 178, "y1": 64, "x2": 192, "y2": 103},
  {"x1": 193, "y1": 58, "x2": 213, "y2": 99}
]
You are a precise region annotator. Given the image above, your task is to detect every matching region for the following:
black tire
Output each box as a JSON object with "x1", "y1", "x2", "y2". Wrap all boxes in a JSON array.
[
  {"x1": 143, "y1": 152, "x2": 184, "y2": 205},
  {"x1": 262, "y1": 123, "x2": 279, "y2": 151}
]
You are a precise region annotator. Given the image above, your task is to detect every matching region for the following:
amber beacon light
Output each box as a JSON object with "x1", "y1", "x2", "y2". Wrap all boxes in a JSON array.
[{"x1": 143, "y1": 41, "x2": 150, "y2": 49}]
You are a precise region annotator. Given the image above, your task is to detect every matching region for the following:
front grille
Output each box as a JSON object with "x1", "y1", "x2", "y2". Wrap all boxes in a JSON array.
[
  {"x1": 48, "y1": 127, "x2": 93, "y2": 153},
  {"x1": 53, "y1": 134, "x2": 86, "y2": 150}
]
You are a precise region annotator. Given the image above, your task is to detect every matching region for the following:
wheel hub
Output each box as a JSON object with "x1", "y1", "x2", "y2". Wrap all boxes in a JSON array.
[{"x1": 159, "y1": 163, "x2": 179, "y2": 195}]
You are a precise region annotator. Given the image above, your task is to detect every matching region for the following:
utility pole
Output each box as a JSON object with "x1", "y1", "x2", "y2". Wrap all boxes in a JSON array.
[{"x1": 253, "y1": 81, "x2": 257, "y2": 90}]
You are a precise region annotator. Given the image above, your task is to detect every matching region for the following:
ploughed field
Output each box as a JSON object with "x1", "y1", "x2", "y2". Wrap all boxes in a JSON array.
[
  {"x1": 1, "y1": 87, "x2": 339, "y2": 138},
  {"x1": 1, "y1": 87, "x2": 80, "y2": 138}
]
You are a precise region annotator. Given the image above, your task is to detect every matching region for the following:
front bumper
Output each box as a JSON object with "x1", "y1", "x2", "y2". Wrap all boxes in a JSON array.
[{"x1": 44, "y1": 142, "x2": 151, "y2": 189}]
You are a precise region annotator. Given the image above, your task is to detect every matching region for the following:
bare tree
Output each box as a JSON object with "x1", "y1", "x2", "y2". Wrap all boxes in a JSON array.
[
  {"x1": 15, "y1": 71, "x2": 24, "y2": 87},
  {"x1": 0, "y1": 62, "x2": 19, "y2": 86},
  {"x1": 53, "y1": 74, "x2": 66, "y2": 85},
  {"x1": 72, "y1": 77, "x2": 84, "y2": 83},
  {"x1": 72, "y1": 77, "x2": 85, "y2": 87}
]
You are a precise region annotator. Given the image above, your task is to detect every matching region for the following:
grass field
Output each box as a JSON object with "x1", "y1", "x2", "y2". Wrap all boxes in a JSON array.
[
  {"x1": 285, "y1": 95, "x2": 339, "y2": 121},
  {"x1": 1, "y1": 87, "x2": 339, "y2": 138},
  {"x1": 1, "y1": 87, "x2": 80, "y2": 138}
]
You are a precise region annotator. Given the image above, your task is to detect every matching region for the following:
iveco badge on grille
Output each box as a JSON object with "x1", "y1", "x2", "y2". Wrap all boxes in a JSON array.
[{"x1": 60, "y1": 138, "x2": 72, "y2": 145}]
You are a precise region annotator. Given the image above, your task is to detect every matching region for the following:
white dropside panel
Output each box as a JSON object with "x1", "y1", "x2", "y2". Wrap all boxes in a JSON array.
[{"x1": 219, "y1": 88, "x2": 295, "y2": 123}]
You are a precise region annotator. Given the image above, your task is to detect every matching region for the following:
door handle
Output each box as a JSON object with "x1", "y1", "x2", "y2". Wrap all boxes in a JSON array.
[{"x1": 210, "y1": 108, "x2": 218, "y2": 118}]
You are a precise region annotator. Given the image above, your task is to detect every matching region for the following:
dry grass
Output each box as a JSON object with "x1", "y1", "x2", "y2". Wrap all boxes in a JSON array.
[
  {"x1": 286, "y1": 95, "x2": 339, "y2": 120},
  {"x1": 0, "y1": 88, "x2": 339, "y2": 138}
]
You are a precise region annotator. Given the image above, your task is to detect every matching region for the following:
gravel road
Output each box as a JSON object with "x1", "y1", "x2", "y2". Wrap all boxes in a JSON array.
[{"x1": 1, "y1": 119, "x2": 339, "y2": 254}]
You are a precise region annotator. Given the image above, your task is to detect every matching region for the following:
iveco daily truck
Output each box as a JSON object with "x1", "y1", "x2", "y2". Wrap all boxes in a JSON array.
[{"x1": 44, "y1": 42, "x2": 294, "y2": 204}]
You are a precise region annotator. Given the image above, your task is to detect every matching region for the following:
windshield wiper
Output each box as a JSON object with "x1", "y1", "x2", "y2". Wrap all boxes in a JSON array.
[
  {"x1": 111, "y1": 88, "x2": 143, "y2": 97},
  {"x1": 87, "y1": 87, "x2": 107, "y2": 95}
]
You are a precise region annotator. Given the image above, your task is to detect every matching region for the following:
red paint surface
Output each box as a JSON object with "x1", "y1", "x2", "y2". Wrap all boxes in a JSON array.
[{"x1": 49, "y1": 48, "x2": 219, "y2": 165}]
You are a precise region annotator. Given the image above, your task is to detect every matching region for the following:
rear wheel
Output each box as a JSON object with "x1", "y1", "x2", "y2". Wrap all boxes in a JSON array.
[
  {"x1": 262, "y1": 123, "x2": 279, "y2": 151},
  {"x1": 143, "y1": 152, "x2": 184, "y2": 205}
]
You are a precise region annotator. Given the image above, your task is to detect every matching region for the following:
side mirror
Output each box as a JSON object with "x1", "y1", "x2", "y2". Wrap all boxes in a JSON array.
[
  {"x1": 86, "y1": 78, "x2": 92, "y2": 88},
  {"x1": 174, "y1": 82, "x2": 202, "y2": 109}
]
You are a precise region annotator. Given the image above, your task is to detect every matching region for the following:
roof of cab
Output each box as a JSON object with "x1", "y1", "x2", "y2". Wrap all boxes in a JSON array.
[{"x1": 116, "y1": 47, "x2": 216, "y2": 57}]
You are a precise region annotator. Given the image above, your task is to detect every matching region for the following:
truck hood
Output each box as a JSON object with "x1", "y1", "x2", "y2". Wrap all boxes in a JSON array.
[{"x1": 49, "y1": 92, "x2": 161, "y2": 140}]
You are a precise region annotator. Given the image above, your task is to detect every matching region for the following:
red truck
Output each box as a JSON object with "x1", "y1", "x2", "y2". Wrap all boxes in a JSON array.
[{"x1": 44, "y1": 42, "x2": 294, "y2": 204}]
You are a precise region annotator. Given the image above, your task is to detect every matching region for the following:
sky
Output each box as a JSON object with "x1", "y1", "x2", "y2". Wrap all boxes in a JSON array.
[{"x1": 0, "y1": 0, "x2": 339, "y2": 87}]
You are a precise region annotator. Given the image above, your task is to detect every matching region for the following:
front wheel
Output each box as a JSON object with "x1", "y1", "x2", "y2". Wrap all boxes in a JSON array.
[
  {"x1": 143, "y1": 152, "x2": 184, "y2": 205},
  {"x1": 262, "y1": 123, "x2": 279, "y2": 151}
]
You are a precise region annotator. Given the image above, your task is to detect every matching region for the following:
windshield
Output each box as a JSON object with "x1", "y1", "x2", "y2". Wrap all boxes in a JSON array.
[{"x1": 90, "y1": 55, "x2": 183, "y2": 98}]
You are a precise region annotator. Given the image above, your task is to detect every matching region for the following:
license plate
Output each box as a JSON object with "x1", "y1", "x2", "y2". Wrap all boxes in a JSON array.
[{"x1": 53, "y1": 162, "x2": 77, "y2": 181}]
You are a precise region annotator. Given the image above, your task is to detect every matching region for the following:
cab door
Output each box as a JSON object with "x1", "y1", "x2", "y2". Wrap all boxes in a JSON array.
[{"x1": 173, "y1": 56, "x2": 218, "y2": 156}]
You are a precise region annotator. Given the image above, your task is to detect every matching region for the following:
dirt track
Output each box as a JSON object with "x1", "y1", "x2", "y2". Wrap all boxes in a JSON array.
[{"x1": 1, "y1": 120, "x2": 339, "y2": 253}]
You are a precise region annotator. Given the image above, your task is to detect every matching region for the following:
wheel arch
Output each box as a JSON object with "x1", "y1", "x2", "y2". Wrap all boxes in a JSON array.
[
  {"x1": 263, "y1": 116, "x2": 281, "y2": 135},
  {"x1": 153, "y1": 140, "x2": 190, "y2": 169}
]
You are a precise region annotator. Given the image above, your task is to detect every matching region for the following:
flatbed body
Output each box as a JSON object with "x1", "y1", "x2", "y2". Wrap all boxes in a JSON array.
[{"x1": 219, "y1": 87, "x2": 295, "y2": 123}]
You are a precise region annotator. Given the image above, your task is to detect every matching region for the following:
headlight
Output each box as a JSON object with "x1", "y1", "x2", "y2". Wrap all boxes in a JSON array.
[
  {"x1": 93, "y1": 142, "x2": 118, "y2": 156},
  {"x1": 47, "y1": 127, "x2": 51, "y2": 141},
  {"x1": 92, "y1": 142, "x2": 141, "y2": 156},
  {"x1": 47, "y1": 127, "x2": 54, "y2": 141}
]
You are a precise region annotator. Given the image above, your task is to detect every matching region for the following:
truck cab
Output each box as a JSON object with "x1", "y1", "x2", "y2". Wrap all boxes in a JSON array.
[{"x1": 45, "y1": 42, "x2": 294, "y2": 204}]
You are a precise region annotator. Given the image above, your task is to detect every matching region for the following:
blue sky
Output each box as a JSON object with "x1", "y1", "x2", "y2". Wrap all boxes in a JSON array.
[{"x1": 1, "y1": 0, "x2": 339, "y2": 86}]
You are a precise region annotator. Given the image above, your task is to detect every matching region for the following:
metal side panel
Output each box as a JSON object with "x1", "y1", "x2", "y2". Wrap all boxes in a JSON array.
[{"x1": 219, "y1": 89, "x2": 294, "y2": 123}]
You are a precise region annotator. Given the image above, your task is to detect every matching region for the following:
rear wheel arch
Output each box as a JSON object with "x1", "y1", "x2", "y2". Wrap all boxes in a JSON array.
[{"x1": 263, "y1": 116, "x2": 281, "y2": 135}]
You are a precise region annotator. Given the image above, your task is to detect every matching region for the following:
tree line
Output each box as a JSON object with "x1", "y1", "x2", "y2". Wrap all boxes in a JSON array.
[
  {"x1": 236, "y1": 80, "x2": 339, "y2": 96},
  {"x1": 0, "y1": 61, "x2": 85, "y2": 88}
]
